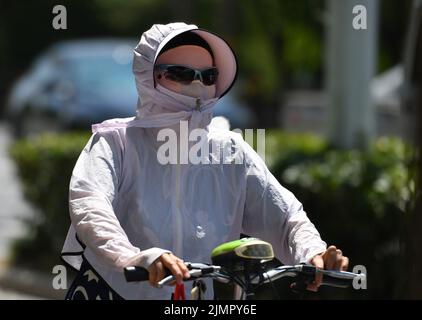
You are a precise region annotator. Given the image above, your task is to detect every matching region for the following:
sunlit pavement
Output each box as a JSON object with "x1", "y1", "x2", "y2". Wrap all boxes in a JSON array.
[
  {"x1": 0, "y1": 121, "x2": 34, "y2": 265},
  {"x1": 0, "y1": 287, "x2": 44, "y2": 300},
  {"x1": 0, "y1": 121, "x2": 42, "y2": 299}
]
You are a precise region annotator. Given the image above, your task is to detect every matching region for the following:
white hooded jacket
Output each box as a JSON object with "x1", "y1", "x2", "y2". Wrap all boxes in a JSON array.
[{"x1": 61, "y1": 22, "x2": 327, "y2": 300}]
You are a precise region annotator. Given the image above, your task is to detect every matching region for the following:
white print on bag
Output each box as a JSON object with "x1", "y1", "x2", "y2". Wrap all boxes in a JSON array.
[
  {"x1": 156, "y1": 121, "x2": 266, "y2": 165},
  {"x1": 52, "y1": 5, "x2": 67, "y2": 30},
  {"x1": 352, "y1": 5, "x2": 367, "y2": 30}
]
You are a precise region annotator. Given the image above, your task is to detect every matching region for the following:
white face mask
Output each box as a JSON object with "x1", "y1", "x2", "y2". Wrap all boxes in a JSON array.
[
  {"x1": 156, "y1": 74, "x2": 216, "y2": 101},
  {"x1": 179, "y1": 80, "x2": 216, "y2": 100}
]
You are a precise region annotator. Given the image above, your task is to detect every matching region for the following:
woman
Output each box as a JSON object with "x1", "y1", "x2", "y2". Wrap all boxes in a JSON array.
[{"x1": 62, "y1": 22, "x2": 348, "y2": 300}]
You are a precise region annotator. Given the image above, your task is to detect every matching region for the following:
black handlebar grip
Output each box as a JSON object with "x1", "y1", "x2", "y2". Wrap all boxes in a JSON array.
[
  {"x1": 321, "y1": 275, "x2": 352, "y2": 288},
  {"x1": 124, "y1": 266, "x2": 150, "y2": 282},
  {"x1": 124, "y1": 266, "x2": 173, "y2": 282},
  {"x1": 299, "y1": 265, "x2": 356, "y2": 288},
  {"x1": 321, "y1": 270, "x2": 357, "y2": 288}
]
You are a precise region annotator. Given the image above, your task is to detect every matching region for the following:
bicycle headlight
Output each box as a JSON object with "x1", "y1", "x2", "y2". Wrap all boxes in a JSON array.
[
  {"x1": 234, "y1": 239, "x2": 274, "y2": 260},
  {"x1": 211, "y1": 238, "x2": 274, "y2": 268}
]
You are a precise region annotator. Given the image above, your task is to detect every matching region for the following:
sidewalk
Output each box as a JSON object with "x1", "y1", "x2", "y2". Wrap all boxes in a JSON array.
[
  {"x1": 0, "y1": 265, "x2": 65, "y2": 299},
  {"x1": 0, "y1": 121, "x2": 65, "y2": 299},
  {"x1": 0, "y1": 287, "x2": 43, "y2": 300},
  {"x1": 0, "y1": 122, "x2": 33, "y2": 265}
]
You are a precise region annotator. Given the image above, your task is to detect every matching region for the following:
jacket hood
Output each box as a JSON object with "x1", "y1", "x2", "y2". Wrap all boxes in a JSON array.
[
  {"x1": 133, "y1": 22, "x2": 238, "y2": 112},
  {"x1": 92, "y1": 22, "x2": 238, "y2": 133}
]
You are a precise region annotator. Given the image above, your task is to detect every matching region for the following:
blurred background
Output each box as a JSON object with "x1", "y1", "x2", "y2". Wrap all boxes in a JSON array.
[{"x1": 0, "y1": 0, "x2": 420, "y2": 299}]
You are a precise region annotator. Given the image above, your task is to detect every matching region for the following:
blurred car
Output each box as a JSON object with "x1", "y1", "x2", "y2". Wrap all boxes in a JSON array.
[
  {"x1": 6, "y1": 39, "x2": 139, "y2": 138},
  {"x1": 213, "y1": 92, "x2": 254, "y2": 129},
  {"x1": 5, "y1": 38, "x2": 254, "y2": 138}
]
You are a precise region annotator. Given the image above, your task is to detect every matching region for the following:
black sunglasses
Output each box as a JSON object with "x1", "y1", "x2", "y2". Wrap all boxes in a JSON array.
[{"x1": 154, "y1": 64, "x2": 219, "y2": 86}]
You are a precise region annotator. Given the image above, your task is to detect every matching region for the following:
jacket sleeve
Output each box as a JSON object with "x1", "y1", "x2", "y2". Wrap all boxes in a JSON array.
[
  {"x1": 69, "y1": 131, "x2": 170, "y2": 272},
  {"x1": 241, "y1": 140, "x2": 327, "y2": 265}
]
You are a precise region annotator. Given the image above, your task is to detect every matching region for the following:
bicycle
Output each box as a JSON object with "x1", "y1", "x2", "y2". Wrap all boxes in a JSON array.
[{"x1": 124, "y1": 238, "x2": 365, "y2": 300}]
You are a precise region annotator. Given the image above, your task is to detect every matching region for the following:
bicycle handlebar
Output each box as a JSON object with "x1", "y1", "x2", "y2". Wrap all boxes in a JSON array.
[
  {"x1": 124, "y1": 263, "x2": 362, "y2": 290},
  {"x1": 258, "y1": 264, "x2": 359, "y2": 288},
  {"x1": 124, "y1": 266, "x2": 150, "y2": 282}
]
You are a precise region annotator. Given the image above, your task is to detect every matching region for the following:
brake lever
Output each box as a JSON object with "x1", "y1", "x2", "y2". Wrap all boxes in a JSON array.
[
  {"x1": 291, "y1": 264, "x2": 360, "y2": 291},
  {"x1": 157, "y1": 270, "x2": 198, "y2": 288},
  {"x1": 157, "y1": 266, "x2": 222, "y2": 288}
]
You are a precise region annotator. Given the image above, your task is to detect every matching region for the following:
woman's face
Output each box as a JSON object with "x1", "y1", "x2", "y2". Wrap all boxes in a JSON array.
[{"x1": 154, "y1": 45, "x2": 217, "y2": 99}]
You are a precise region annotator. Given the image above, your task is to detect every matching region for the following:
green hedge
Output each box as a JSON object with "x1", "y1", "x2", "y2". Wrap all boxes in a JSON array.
[
  {"x1": 9, "y1": 131, "x2": 91, "y2": 271},
  {"x1": 9, "y1": 131, "x2": 414, "y2": 299},
  {"x1": 267, "y1": 134, "x2": 415, "y2": 299}
]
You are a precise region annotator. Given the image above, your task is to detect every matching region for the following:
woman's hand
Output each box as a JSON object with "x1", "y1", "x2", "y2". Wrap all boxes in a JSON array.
[
  {"x1": 147, "y1": 253, "x2": 190, "y2": 287},
  {"x1": 308, "y1": 245, "x2": 349, "y2": 292}
]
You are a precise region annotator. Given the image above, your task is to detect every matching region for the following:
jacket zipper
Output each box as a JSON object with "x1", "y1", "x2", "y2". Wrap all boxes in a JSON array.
[
  {"x1": 174, "y1": 98, "x2": 201, "y2": 256},
  {"x1": 195, "y1": 98, "x2": 201, "y2": 111},
  {"x1": 173, "y1": 140, "x2": 183, "y2": 257}
]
